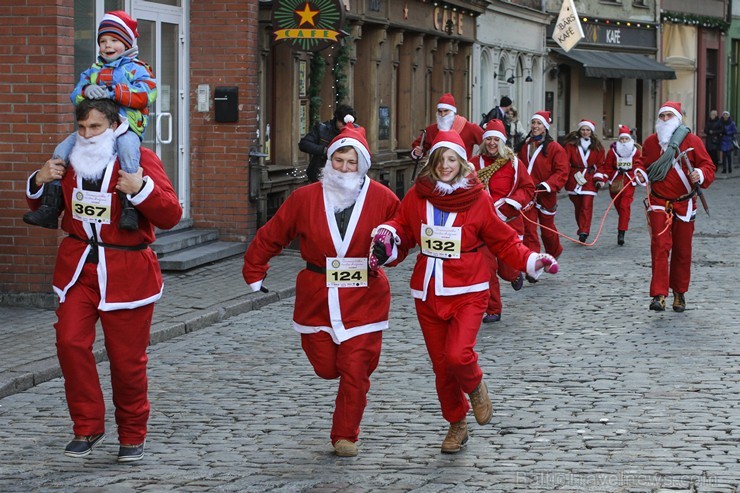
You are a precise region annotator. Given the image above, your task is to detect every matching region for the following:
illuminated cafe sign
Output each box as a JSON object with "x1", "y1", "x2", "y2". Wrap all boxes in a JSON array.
[{"x1": 272, "y1": 0, "x2": 345, "y2": 51}]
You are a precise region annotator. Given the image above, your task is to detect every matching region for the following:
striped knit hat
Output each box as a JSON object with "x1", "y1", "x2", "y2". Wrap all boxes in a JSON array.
[{"x1": 98, "y1": 11, "x2": 139, "y2": 50}]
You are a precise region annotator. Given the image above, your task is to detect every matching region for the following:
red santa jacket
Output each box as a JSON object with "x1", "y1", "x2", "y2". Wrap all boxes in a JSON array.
[
  {"x1": 242, "y1": 178, "x2": 401, "y2": 344},
  {"x1": 517, "y1": 138, "x2": 569, "y2": 214},
  {"x1": 641, "y1": 132, "x2": 715, "y2": 221},
  {"x1": 412, "y1": 115, "x2": 484, "y2": 160},
  {"x1": 596, "y1": 145, "x2": 646, "y2": 190},
  {"x1": 473, "y1": 154, "x2": 534, "y2": 234},
  {"x1": 564, "y1": 142, "x2": 605, "y2": 196},
  {"x1": 26, "y1": 148, "x2": 182, "y2": 310},
  {"x1": 379, "y1": 180, "x2": 539, "y2": 301}
]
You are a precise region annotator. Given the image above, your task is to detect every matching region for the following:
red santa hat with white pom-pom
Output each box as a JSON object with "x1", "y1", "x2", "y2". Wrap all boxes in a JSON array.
[
  {"x1": 658, "y1": 101, "x2": 682, "y2": 120},
  {"x1": 326, "y1": 115, "x2": 372, "y2": 175},
  {"x1": 618, "y1": 125, "x2": 633, "y2": 140}
]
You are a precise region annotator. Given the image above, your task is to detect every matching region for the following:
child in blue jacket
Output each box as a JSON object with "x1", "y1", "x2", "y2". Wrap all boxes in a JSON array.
[{"x1": 24, "y1": 10, "x2": 157, "y2": 230}]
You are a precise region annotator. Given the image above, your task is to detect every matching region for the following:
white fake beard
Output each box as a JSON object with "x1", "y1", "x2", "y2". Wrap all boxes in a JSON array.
[
  {"x1": 321, "y1": 161, "x2": 364, "y2": 213},
  {"x1": 437, "y1": 112, "x2": 455, "y2": 131},
  {"x1": 580, "y1": 138, "x2": 591, "y2": 151},
  {"x1": 655, "y1": 117, "x2": 680, "y2": 147},
  {"x1": 616, "y1": 141, "x2": 635, "y2": 157},
  {"x1": 69, "y1": 128, "x2": 117, "y2": 181}
]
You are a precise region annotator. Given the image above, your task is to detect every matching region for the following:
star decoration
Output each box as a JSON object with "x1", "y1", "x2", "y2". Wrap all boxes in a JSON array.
[{"x1": 295, "y1": 2, "x2": 319, "y2": 27}]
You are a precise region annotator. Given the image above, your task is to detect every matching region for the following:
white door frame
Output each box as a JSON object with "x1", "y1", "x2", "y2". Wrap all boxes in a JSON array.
[{"x1": 130, "y1": 0, "x2": 190, "y2": 218}]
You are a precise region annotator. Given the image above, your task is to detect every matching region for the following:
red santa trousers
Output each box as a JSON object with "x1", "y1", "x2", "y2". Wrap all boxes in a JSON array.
[
  {"x1": 522, "y1": 207, "x2": 564, "y2": 258},
  {"x1": 301, "y1": 330, "x2": 382, "y2": 445},
  {"x1": 568, "y1": 194, "x2": 595, "y2": 235},
  {"x1": 415, "y1": 288, "x2": 488, "y2": 423},
  {"x1": 480, "y1": 248, "x2": 519, "y2": 316},
  {"x1": 54, "y1": 263, "x2": 153, "y2": 444},
  {"x1": 648, "y1": 211, "x2": 695, "y2": 296},
  {"x1": 611, "y1": 185, "x2": 635, "y2": 231}
]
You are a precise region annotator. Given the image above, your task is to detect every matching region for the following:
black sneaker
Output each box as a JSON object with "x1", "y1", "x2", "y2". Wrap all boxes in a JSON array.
[
  {"x1": 617, "y1": 230, "x2": 625, "y2": 246},
  {"x1": 525, "y1": 274, "x2": 538, "y2": 284},
  {"x1": 578, "y1": 233, "x2": 588, "y2": 243},
  {"x1": 649, "y1": 295, "x2": 666, "y2": 311},
  {"x1": 510, "y1": 273, "x2": 524, "y2": 291},
  {"x1": 64, "y1": 433, "x2": 105, "y2": 458},
  {"x1": 118, "y1": 440, "x2": 145, "y2": 463}
]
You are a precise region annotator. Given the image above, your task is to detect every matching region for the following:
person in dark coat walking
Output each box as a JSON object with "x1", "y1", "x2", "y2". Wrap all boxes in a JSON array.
[
  {"x1": 703, "y1": 110, "x2": 722, "y2": 168},
  {"x1": 299, "y1": 104, "x2": 357, "y2": 182},
  {"x1": 719, "y1": 111, "x2": 737, "y2": 173}
]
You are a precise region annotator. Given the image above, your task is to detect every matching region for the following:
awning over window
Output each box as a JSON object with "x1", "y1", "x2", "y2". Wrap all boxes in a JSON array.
[{"x1": 553, "y1": 48, "x2": 676, "y2": 80}]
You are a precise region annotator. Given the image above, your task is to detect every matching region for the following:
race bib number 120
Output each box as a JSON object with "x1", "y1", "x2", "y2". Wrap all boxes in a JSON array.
[{"x1": 71, "y1": 188, "x2": 112, "y2": 224}]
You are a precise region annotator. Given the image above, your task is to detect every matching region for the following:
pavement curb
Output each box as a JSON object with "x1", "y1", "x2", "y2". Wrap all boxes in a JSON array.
[{"x1": 0, "y1": 285, "x2": 297, "y2": 400}]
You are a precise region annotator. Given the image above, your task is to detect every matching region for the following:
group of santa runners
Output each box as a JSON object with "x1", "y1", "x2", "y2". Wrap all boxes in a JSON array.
[{"x1": 242, "y1": 94, "x2": 714, "y2": 458}]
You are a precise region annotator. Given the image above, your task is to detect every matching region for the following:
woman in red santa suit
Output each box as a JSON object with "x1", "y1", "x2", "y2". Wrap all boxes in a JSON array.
[
  {"x1": 516, "y1": 111, "x2": 569, "y2": 273},
  {"x1": 563, "y1": 119, "x2": 605, "y2": 243},
  {"x1": 594, "y1": 125, "x2": 646, "y2": 246},
  {"x1": 369, "y1": 130, "x2": 558, "y2": 454},
  {"x1": 473, "y1": 119, "x2": 535, "y2": 323},
  {"x1": 242, "y1": 120, "x2": 402, "y2": 458}
]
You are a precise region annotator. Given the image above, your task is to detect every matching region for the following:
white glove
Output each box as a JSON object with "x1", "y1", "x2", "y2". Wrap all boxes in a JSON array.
[{"x1": 84, "y1": 84, "x2": 108, "y2": 99}]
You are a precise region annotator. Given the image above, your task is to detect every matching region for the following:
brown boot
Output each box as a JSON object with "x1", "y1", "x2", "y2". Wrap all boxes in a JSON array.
[
  {"x1": 333, "y1": 439, "x2": 358, "y2": 457},
  {"x1": 672, "y1": 292, "x2": 686, "y2": 312},
  {"x1": 469, "y1": 380, "x2": 493, "y2": 425},
  {"x1": 440, "y1": 419, "x2": 468, "y2": 453}
]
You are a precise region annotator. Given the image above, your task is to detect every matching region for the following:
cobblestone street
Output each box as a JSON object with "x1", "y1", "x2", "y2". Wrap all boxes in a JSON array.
[{"x1": 1, "y1": 178, "x2": 738, "y2": 492}]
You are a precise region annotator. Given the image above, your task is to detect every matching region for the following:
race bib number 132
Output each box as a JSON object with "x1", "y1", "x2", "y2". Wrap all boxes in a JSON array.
[{"x1": 420, "y1": 223, "x2": 462, "y2": 259}]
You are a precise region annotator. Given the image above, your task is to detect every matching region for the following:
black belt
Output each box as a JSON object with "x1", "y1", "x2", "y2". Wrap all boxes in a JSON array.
[
  {"x1": 421, "y1": 243, "x2": 486, "y2": 259},
  {"x1": 306, "y1": 262, "x2": 326, "y2": 274},
  {"x1": 650, "y1": 188, "x2": 697, "y2": 203},
  {"x1": 68, "y1": 234, "x2": 149, "y2": 251}
]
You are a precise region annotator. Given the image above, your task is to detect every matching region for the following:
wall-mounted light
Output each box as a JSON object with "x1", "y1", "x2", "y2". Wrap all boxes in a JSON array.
[
  {"x1": 507, "y1": 75, "x2": 515, "y2": 84},
  {"x1": 525, "y1": 69, "x2": 533, "y2": 82}
]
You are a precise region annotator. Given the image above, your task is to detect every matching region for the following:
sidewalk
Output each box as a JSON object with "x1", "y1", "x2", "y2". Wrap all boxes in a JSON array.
[{"x1": 0, "y1": 250, "x2": 305, "y2": 399}]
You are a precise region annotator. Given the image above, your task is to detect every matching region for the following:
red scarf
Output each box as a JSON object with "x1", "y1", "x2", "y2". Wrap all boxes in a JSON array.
[{"x1": 414, "y1": 174, "x2": 485, "y2": 212}]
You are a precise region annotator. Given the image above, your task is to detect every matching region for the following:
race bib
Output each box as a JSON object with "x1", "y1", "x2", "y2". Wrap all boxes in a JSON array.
[
  {"x1": 616, "y1": 159, "x2": 633, "y2": 170},
  {"x1": 420, "y1": 223, "x2": 462, "y2": 259},
  {"x1": 326, "y1": 257, "x2": 368, "y2": 288},
  {"x1": 71, "y1": 188, "x2": 112, "y2": 224}
]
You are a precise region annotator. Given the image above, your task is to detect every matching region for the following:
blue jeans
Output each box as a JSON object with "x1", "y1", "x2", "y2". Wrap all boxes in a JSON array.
[{"x1": 53, "y1": 130, "x2": 141, "y2": 173}]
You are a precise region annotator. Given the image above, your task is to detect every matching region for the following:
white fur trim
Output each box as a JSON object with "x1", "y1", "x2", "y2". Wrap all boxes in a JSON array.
[
  {"x1": 482, "y1": 130, "x2": 506, "y2": 142},
  {"x1": 429, "y1": 141, "x2": 467, "y2": 162},
  {"x1": 658, "y1": 105, "x2": 682, "y2": 120},
  {"x1": 577, "y1": 120, "x2": 595, "y2": 132},
  {"x1": 437, "y1": 103, "x2": 456, "y2": 113}
]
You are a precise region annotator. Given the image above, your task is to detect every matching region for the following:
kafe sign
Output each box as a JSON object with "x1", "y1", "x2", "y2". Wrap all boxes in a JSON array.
[
  {"x1": 272, "y1": 0, "x2": 345, "y2": 51},
  {"x1": 552, "y1": 0, "x2": 584, "y2": 52}
]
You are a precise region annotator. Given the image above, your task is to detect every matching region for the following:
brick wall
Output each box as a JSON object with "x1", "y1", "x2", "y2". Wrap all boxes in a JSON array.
[
  {"x1": 0, "y1": 2, "x2": 75, "y2": 305},
  {"x1": 189, "y1": 1, "x2": 260, "y2": 242}
]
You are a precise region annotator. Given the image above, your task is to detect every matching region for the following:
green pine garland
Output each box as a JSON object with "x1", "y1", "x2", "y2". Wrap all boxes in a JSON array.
[
  {"x1": 661, "y1": 11, "x2": 729, "y2": 32},
  {"x1": 334, "y1": 37, "x2": 350, "y2": 106},
  {"x1": 308, "y1": 53, "x2": 326, "y2": 126}
]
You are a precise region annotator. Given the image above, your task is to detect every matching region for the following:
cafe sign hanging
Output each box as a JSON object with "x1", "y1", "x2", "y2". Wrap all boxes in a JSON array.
[{"x1": 272, "y1": 0, "x2": 345, "y2": 51}]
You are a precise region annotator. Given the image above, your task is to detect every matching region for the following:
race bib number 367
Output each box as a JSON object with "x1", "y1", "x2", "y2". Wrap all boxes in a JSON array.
[
  {"x1": 420, "y1": 223, "x2": 462, "y2": 259},
  {"x1": 71, "y1": 188, "x2": 112, "y2": 224},
  {"x1": 326, "y1": 257, "x2": 368, "y2": 288}
]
